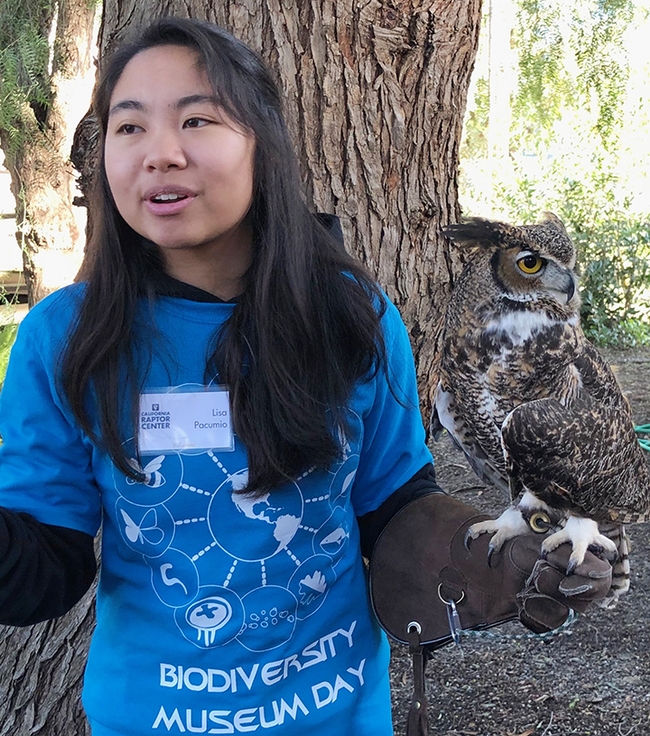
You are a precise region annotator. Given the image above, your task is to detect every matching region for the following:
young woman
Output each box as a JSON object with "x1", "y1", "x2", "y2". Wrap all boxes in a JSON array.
[{"x1": 0, "y1": 17, "x2": 610, "y2": 736}]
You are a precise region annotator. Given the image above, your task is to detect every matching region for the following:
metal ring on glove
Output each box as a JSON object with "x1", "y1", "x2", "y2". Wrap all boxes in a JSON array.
[
  {"x1": 437, "y1": 583, "x2": 465, "y2": 605},
  {"x1": 406, "y1": 621, "x2": 422, "y2": 635}
]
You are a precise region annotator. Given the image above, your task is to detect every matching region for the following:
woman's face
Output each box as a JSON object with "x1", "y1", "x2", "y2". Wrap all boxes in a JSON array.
[{"x1": 104, "y1": 44, "x2": 256, "y2": 263}]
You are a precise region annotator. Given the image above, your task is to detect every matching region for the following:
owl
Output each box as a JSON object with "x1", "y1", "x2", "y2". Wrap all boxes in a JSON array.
[{"x1": 432, "y1": 213, "x2": 650, "y2": 601}]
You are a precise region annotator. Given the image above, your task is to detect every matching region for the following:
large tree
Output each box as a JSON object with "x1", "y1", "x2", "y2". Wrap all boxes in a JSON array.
[
  {"x1": 0, "y1": 1, "x2": 480, "y2": 732},
  {"x1": 99, "y1": 0, "x2": 479, "y2": 411},
  {"x1": 0, "y1": 0, "x2": 99, "y2": 305}
]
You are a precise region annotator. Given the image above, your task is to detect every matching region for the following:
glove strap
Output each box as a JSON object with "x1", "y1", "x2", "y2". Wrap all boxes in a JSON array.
[{"x1": 406, "y1": 622, "x2": 429, "y2": 736}]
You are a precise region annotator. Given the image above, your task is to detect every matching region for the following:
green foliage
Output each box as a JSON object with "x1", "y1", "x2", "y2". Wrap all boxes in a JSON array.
[
  {"x1": 0, "y1": 0, "x2": 55, "y2": 157},
  {"x1": 513, "y1": 0, "x2": 633, "y2": 151},
  {"x1": 570, "y1": 0, "x2": 634, "y2": 144},
  {"x1": 0, "y1": 322, "x2": 18, "y2": 392},
  {"x1": 460, "y1": 77, "x2": 490, "y2": 160},
  {"x1": 573, "y1": 214, "x2": 650, "y2": 347},
  {"x1": 514, "y1": 0, "x2": 574, "y2": 144}
]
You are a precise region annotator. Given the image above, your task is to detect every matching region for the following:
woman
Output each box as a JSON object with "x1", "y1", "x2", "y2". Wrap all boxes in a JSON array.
[{"x1": 0, "y1": 17, "x2": 610, "y2": 736}]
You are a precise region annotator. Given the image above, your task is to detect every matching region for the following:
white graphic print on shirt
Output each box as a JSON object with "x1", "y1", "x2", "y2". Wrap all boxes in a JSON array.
[{"x1": 112, "y1": 407, "x2": 362, "y2": 654}]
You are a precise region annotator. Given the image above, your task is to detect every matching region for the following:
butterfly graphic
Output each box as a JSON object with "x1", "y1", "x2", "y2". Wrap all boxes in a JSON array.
[
  {"x1": 120, "y1": 508, "x2": 165, "y2": 545},
  {"x1": 126, "y1": 455, "x2": 166, "y2": 488}
]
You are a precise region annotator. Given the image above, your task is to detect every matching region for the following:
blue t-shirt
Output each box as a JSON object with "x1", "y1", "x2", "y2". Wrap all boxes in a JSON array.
[{"x1": 0, "y1": 285, "x2": 432, "y2": 736}]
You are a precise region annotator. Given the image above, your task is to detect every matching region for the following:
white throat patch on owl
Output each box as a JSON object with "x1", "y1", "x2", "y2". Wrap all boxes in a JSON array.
[{"x1": 484, "y1": 310, "x2": 579, "y2": 345}]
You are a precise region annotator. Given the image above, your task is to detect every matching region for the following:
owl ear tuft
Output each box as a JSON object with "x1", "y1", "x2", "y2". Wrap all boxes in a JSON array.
[
  {"x1": 442, "y1": 218, "x2": 528, "y2": 250},
  {"x1": 539, "y1": 211, "x2": 569, "y2": 234}
]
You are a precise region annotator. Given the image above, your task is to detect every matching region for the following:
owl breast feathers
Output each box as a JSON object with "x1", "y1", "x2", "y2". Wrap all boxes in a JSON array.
[{"x1": 432, "y1": 213, "x2": 650, "y2": 591}]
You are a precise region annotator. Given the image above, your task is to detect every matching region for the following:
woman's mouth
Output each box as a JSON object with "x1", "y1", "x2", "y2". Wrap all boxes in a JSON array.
[
  {"x1": 151, "y1": 193, "x2": 187, "y2": 203},
  {"x1": 144, "y1": 188, "x2": 196, "y2": 215}
]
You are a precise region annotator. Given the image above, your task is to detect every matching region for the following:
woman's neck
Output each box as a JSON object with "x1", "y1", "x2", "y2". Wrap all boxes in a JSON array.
[{"x1": 160, "y1": 221, "x2": 252, "y2": 301}]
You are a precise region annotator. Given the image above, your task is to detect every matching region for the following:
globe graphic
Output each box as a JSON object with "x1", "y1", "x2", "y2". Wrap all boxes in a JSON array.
[{"x1": 208, "y1": 470, "x2": 303, "y2": 561}]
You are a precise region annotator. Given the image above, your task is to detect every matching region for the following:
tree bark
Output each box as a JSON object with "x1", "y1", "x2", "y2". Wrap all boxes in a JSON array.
[
  {"x1": 0, "y1": 1, "x2": 480, "y2": 733},
  {"x1": 0, "y1": 589, "x2": 95, "y2": 735}
]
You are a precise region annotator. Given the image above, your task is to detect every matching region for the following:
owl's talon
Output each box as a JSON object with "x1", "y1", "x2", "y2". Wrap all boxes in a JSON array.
[
  {"x1": 540, "y1": 517, "x2": 619, "y2": 573},
  {"x1": 463, "y1": 529, "x2": 474, "y2": 551},
  {"x1": 487, "y1": 544, "x2": 496, "y2": 567},
  {"x1": 585, "y1": 541, "x2": 619, "y2": 564},
  {"x1": 587, "y1": 543, "x2": 604, "y2": 557}
]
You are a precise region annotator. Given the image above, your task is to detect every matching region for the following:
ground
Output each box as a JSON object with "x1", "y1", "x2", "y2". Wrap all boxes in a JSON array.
[{"x1": 388, "y1": 346, "x2": 650, "y2": 736}]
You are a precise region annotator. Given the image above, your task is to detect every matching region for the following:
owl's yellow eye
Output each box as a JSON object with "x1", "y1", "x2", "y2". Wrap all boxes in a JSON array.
[
  {"x1": 528, "y1": 511, "x2": 551, "y2": 533},
  {"x1": 517, "y1": 254, "x2": 544, "y2": 274}
]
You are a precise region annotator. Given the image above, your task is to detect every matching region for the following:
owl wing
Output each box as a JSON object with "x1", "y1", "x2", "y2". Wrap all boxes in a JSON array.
[
  {"x1": 501, "y1": 344, "x2": 650, "y2": 521},
  {"x1": 572, "y1": 339, "x2": 633, "y2": 411},
  {"x1": 433, "y1": 383, "x2": 511, "y2": 495}
]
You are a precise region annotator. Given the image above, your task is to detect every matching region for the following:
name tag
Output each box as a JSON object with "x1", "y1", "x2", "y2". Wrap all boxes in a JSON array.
[{"x1": 139, "y1": 388, "x2": 234, "y2": 453}]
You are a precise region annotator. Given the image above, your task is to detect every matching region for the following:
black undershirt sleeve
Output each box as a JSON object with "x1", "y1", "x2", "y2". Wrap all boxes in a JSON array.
[
  {"x1": 357, "y1": 462, "x2": 444, "y2": 559},
  {"x1": 0, "y1": 508, "x2": 96, "y2": 626}
]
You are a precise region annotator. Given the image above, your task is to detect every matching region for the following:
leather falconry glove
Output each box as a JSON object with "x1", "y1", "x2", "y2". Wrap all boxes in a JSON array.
[
  {"x1": 369, "y1": 492, "x2": 613, "y2": 650},
  {"x1": 369, "y1": 493, "x2": 612, "y2": 736}
]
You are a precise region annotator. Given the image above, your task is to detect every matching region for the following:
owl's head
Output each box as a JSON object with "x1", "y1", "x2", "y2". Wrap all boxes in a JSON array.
[{"x1": 443, "y1": 213, "x2": 580, "y2": 316}]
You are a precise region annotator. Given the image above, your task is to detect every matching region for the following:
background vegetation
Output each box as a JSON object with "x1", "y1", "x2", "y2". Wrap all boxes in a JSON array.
[
  {"x1": 0, "y1": 0, "x2": 649, "y2": 356},
  {"x1": 0, "y1": 294, "x2": 17, "y2": 395},
  {"x1": 0, "y1": 324, "x2": 17, "y2": 393},
  {"x1": 0, "y1": 0, "x2": 53, "y2": 159},
  {"x1": 460, "y1": 0, "x2": 650, "y2": 346}
]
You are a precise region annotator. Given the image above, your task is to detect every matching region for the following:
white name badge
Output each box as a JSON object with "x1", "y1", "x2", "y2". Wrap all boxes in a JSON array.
[{"x1": 139, "y1": 388, "x2": 234, "y2": 453}]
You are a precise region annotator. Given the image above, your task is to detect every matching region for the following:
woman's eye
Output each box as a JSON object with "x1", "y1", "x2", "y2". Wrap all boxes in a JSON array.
[
  {"x1": 184, "y1": 117, "x2": 209, "y2": 129},
  {"x1": 517, "y1": 254, "x2": 544, "y2": 274},
  {"x1": 116, "y1": 123, "x2": 140, "y2": 135}
]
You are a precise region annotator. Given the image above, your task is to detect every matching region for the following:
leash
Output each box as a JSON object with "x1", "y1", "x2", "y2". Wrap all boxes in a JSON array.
[{"x1": 403, "y1": 606, "x2": 578, "y2": 736}]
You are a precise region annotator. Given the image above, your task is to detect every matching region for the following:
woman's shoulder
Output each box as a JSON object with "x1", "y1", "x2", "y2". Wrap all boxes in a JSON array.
[
  {"x1": 17, "y1": 283, "x2": 87, "y2": 342},
  {"x1": 23, "y1": 283, "x2": 86, "y2": 319},
  {"x1": 374, "y1": 289, "x2": 408, "y2": 341}
]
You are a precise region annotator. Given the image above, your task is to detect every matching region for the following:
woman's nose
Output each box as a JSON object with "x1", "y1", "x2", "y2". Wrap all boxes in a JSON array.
[{"x1": 143, "y1": 128, "x2": 187, "y2": 171}]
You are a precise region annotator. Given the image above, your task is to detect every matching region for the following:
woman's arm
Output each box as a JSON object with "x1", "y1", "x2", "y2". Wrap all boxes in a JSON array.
[
  {"x1": 0, "y1": 508, "x2": 96, "y2": 626},
  {"x1": 357, "y1": 463, "x2": 443, "y2": 558}
]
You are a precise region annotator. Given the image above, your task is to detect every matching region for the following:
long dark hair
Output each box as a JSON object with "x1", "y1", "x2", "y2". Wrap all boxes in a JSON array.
[{"x1": 62, "y1": 16, "x2": 386, "y2": 495}]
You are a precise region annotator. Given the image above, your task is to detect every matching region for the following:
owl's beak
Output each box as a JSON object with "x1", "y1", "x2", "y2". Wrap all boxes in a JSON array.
[
  {"x1": 548, "y1": 262, "x2": 578, "y2": 304},
  {"x1": 564, "y1": 275, "x2": 576, "y2": 303}
]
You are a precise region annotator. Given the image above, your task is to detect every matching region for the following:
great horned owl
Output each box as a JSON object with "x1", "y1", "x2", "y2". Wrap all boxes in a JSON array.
[{"x1": 432, "y1": 213, "x2": 650, "y2": 601}]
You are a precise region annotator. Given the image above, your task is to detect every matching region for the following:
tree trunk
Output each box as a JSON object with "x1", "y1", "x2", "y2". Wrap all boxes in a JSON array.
[
  {"x1": 0, "y1": 0, "x2": 101, "y2": 730},
  {"x1": 0, "y1": 589, "x2": 95, "y2": 735},
  {"x1": 0, "y1": 0, "x2": 99, "y2": 306},
  {"x1": 0, "y1": 1, "x2": 480, "y2": 733},
  {"x1": 99, "y1": 0, "x2": 481, "y2": 411}
]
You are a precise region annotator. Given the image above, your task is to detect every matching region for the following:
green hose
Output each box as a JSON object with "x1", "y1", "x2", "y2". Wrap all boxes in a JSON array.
[{"x1": 635, "y1": 424, "x2": 650, "y2": 452}]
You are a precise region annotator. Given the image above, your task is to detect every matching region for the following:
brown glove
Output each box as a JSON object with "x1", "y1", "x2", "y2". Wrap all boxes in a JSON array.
[
  {"x1": 517, "y1": 544, "x2": 612, "y2": 633},
  {"x1": 369, "y1": 493, "x2": 612, "y2": 650}
]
